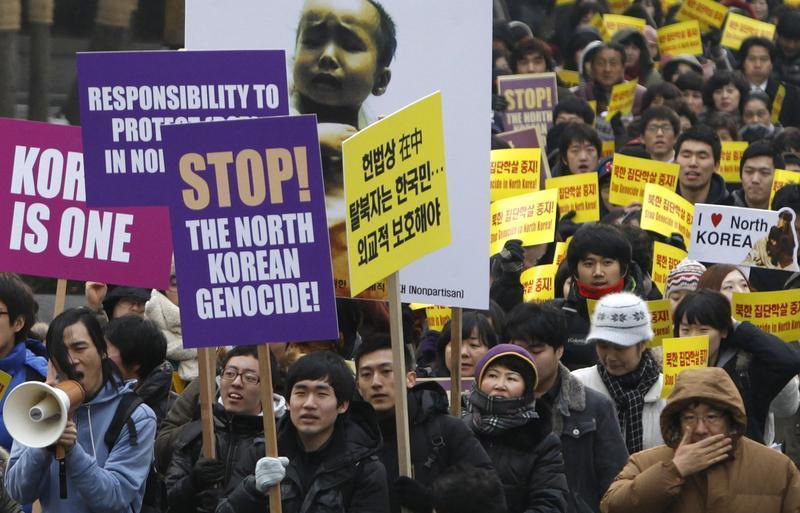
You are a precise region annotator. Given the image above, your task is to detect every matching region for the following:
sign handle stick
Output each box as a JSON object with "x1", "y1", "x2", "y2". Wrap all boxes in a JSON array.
[
  {"x1": 387, "y1": 272, "x2": 413, "y2": 479},
  {"x1": 449, "y1": 307, "x2": 462, "y2": 417},
  {"x1": 197, "y1": 347, "x2": 217, "y2": 459},
  {"x1": 257, "y1": 344, "x2": 283, "y2": 513},
  {"x1": 54, "y1": 279, "x2": 67, "y2": 317}
]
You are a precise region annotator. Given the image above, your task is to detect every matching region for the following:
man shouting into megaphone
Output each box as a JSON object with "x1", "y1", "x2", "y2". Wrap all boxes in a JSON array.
[{"x1": 5, "y1": 308, "x2": 156, "y2": 513}]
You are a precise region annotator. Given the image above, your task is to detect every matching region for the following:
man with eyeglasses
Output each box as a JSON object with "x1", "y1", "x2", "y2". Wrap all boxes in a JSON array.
[
  {"x1": 641, "y1": 106, "x2": 680, "y2": 163},
  {"x1": 732, "y1": 141, "x2": 785, "y2": 210},
  {"x1": 601, "y1": 367, "x2": 800, "y2": 513},
  {"x1": 164, "y1": 345, "x2": 287, "y2": 513}
]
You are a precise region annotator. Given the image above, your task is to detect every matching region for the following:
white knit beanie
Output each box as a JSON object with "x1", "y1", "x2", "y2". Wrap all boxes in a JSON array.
[{"x1": 586, "y1": 292, "x2": 654, "y2": 347}]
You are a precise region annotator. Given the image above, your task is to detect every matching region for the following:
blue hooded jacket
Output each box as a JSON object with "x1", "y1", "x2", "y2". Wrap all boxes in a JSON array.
[
  {"x1": 0, "y1": 341, "x2": 48, "y2": 450},
  {"x1": 5, "y1": 378, "x2": 156, "y2": 513}
]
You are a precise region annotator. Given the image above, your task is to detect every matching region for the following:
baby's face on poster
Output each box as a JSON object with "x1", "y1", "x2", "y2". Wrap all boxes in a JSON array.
[{"x1": 293, "y1": 0, "x2": 384, "y2": 108}]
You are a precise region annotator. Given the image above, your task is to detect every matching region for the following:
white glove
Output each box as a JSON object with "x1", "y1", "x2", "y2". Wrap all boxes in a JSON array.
[{"x1": 254, "y1": 456, "x2": 289, "y2": 494}]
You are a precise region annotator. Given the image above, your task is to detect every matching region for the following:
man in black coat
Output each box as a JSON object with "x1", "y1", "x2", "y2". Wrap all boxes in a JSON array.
[
  {"x1": 218, "y1": 351, "x2": 390, "y2": 513},
  {"x1": 354, "y1": 334, "x2": 494, "y2": 513},
  {"x1": 739, "y1": 36, "x2": 800, "y2": 129},
  {"x1": 505, "y1": 302, "x2": 628, "y2": 513}
]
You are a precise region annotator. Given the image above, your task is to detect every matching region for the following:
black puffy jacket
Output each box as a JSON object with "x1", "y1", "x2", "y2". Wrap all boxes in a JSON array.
[
  {"x1": 217, "y1": 401, "x2": 390, "y2": 513},
  {"x1": 164, "y1": 403, "x2": 264, "y2": 513},
  {"x1": 467, "y1": 402, "x2": 569, "y2": 513},
  {"x1": 379, "y1": 382, "x2": 493, "y2": 513}
]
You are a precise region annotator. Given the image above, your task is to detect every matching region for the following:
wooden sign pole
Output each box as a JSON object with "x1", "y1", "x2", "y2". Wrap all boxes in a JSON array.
[
  {"x1": 257, "y1": 344, "x2": 283, "y2": 513},
  {"x1": 197, "y1": 347, "x2": 217, "y2": 459},
  {"x1": 53, "y1": 278, "x2": 67, "y2": 317},
  {"x1": 449, "y1": 307, "x2": 463, "y2": 417},
  {"x1": 387, "y1": 272, "x2": 413, "y2": 479}
]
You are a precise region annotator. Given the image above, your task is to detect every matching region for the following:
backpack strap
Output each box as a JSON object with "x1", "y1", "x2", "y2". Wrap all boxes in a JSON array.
[
  {"x1": 104, "y1": 393, "x2": 144, "y2": 451},
  {"x1": 421, "y1": 416, "x2": 447, "y2": 471}
]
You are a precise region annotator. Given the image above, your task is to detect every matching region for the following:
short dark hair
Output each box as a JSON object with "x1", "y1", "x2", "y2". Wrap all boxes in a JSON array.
[
  {"x1": 286, "y1": 350, "x2": 355, "y2": 406},
  {"x1": 365, "y1": 0, "x2": 397, "y2": 68},
  {"x1": 675, "y1": 124, "x2": 722, "y2": 163},
  {"x1": 558, "y1": 122, "x2": 602, "y2": 165},
  {"x1": 104, "y1": 315, "x2": 167, "y2": 380},
  {"x1": 672, "y1": 101, "x2": 698, "y2": 128},
  {"x1": 591, "y1": 43, "x2": 626, "y2": 68},
  {"x1": 774, "y1": 127, "x2": 800, "y2": 154},
  {"x1": 777, "y1": 9, "x2": 800, "y2": 40},
  {"x1": 512, "y1": 36, "x2": 554, "y2": 72},
  {"x1": 504, "y1": 302, "x2": 567, "y2": 350},
  {"x1": 354, "y1": 332, "x2": 413, "y2": 370},
  {"x1": 674, "y1": 71, "x2": 704, "y2": 93},
  {"x1": 553, "y1": 96, "x2": 595, "y2": 125},
  {"x1": 739, "y1": 36, "x2": 775, "y2": 64},
  {"x1": 706, "y1": 112, "x2": 740, "y2": 142},
  {"x1": 567, "y1": 223, "x2": 632, "y2": 277},
  {"x1": 642, "y1": 82, "x2": 682, "y2": 112},
  {"x1": 740, "y1": 139, "x2": 784, "y2": 177},
  {"x1": 220, "y1": 344, "x2": 259, "y2": 369},
  {"x1": 0, "y1": 274, "x2": 35, "y2": 344},
  {"x1": 672, "y1": 289, "x2": 733, "y2": 336},
  {"x1": 641, "y1": 105, "x2": 681, "y2": 136},
  {"x1": 437, "y1": 312, "x2": 498, "y2": 375},
  {"x1": 47, "y1": 308, "x2": 119, "y2": 386},
  {"x1": 703, "y1": 70, "x2": 749, "y2": 113},
  {"x1": 741, "y1": 90, "x2": 772, "y2": 116},
  {"x1": 432, "y1": 465, "x2": 507, "y2": 513},
  {"x1": 773, "y1": 183, "x2": 800, "y2": 213}
]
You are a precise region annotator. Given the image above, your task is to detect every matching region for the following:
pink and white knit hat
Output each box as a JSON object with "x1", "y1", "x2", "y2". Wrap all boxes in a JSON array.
[{"x1": 664, "y1": 259, "x2": 706, "y2": 297}]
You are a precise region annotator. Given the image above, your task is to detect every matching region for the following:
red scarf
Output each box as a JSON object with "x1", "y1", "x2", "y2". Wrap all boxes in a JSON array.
[{"x1": 576, "y1": 278, "x2": 625, "y2": 300}]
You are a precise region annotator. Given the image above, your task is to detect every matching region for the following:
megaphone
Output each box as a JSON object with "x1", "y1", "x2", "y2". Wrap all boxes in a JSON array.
[{"x1": 3, "y1": 380, "x2": 85, "y2": 448}]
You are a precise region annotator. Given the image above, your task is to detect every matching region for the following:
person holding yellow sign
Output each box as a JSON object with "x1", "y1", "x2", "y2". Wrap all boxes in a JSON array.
[
  {"x1": 674, "y1": 125, "x2": 734, "y2": 206},
  {"x1": 673, "y1": 290, "x2": 800, "y2": 443},
  {"x1": 575, "y1": 43, "x2": 646, "y2": 116}
]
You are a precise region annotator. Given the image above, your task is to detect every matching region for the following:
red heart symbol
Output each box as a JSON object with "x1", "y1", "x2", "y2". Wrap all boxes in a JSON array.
[{"x1": 711, "y1": 213, "x2": 722, "y2": 227}]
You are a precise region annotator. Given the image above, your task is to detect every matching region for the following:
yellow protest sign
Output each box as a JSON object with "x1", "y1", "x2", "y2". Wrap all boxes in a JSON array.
[
  {"x1": 409, "y1": 303, "x2": 430, "y2": 310},
  {"x1": 721, "y1": 13, "x2": 776, "y2": 51},
  {"x1": 607, "y1": 81, "x2": 638, "y2": 118},
  {"x1": 676, "y1": 0, "x2": 728, "y2": 29},
  {"x1": 554, "y1": 240, "x2": 569, "y2": 267},
  {"x1": 490, "y1": 189, "x2": 558, "y2": 255},
  {"x1": 651, "y1": 242, "x2": 688, "y2": 297},
  {"x1": 590, "y1": 13, "x2": 605, "y2": 34},
  {"x1": 732, "y1": 290, "x2": 800, "y2": 342},
  {"x1": 603, "y1": 14, "x2": 646, "y2": 40},
  {"x1": 662, "y1": 336, "x2": 709, "y2": 398},
  {"x1": 490, "y1": 148, "x2": 541, "y2": 201},
  {"x1": 521, "y1": 264, "x2": 558, "y2": 302},
  {"x1": 648, "y1": 299, "x2": 674, "y2": 347},
  {"x1": 657, "y1": 21, "x2": 703, "y2": 56},
  {"x1": 557, "y1": 69, "x2": 581, "y2": 88},
  {"x1": 545, "y1": 173, "x2": 600, "y2": 224},
  {"x1": 601, "y1": 140, "x2": 615, "y2": 159},
  {"x1": 773, "y1": 84, "x2": 786, "y2": 125},
  {"x1": 609, "y1": 154, "x2": 680, "y2": 206},
  {"x1": 718, "y1": 141, "x2": 748, "y2": 185},
  {"x1": 426, "y1": 305, "x2": 452, "y2": 331},
  {"x1": 640, "y1": 184, "x2": 694, "y2": 245},
  {"x1": 608, "y1": 0, "x2": 633, "y2": 13},
  {"x1": 343, "y1": 92, "x2": 450, "y2": 295},
  {"x1": 770, "y1": 169, "x2": 800, "y2": 208},
  {"x1": 0, "y1": 371, "x2": 11, "y2": 402}
]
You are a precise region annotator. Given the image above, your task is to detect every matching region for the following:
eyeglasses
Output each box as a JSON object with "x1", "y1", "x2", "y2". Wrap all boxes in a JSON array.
[
  {"x1": 646, "y1": 123, "x2": 674, "y2": 134},
  {"x1": 680, "y1": 412, "x2": 725, "y2": 427},
  {"x1": 220, "y1": 367, "x2": 260, "y2": 385}
]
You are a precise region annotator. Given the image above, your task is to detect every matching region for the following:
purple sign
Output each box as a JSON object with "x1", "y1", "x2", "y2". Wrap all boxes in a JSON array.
[
  {"x1": 497, "y1": 72, "x2": 557, "y2": 135},
  {"x1": 163, "y1": 115, "x2": 338, "y2": 348},
  {"x1": 0, "y1": 119, "x2": 171, "y2": 288},
  {"x1": 78, "y1": 50, "x2": 289, "y2": 207}
]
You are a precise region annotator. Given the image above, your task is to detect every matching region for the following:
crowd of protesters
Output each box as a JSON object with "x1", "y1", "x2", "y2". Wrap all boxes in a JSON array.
[{"x1": 4, "y1": 0, "x2": 800, "y2": 512}]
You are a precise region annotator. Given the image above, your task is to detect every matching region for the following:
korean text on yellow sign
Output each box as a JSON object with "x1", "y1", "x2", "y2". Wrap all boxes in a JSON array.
[
  {"x1": 603, "y1": 14, "x2": 646, "y2": 40},
  {"x1": 426, "y1": 305, "x2": 452, "y2": 331},
  {"x1": 676, "y1": 0, "x2": 728, "y2": 29},
  {"x1": 648, "y1": 299, "x2": 673, "y2": 347},
  {"x1": 732, "y1": 290, "x2": 800, "y2": 342},
  {"x1": 554, "y1": 240, "x2": 569, "y2": 267},
  {"x1": 601, "y1": 140, "x2": 615, "y2": 159},
  {"x1": 343, "y1": 92, "x2": 450, "y2": 296},
  {"x1": 770, "y1": 169, "x2": 800, "y2": 208},
  {"x1": 607, "y1": 81, "x2": 638, "y2": 118},
  {"x1": 490, "y1": 148, "x2": 541, "y2": 202},
  {"x1": 718, "y1": 141, "x2": 748, "y2": 185},
  {"x1": 489, "y1": 188, "x2": 558, "y2": 255},
  {"x1": 721, "y1": 13, "x2": 776, "y2": 51},
  {"x1": 640, "y1": 184, "x2": 694, "y2": 244},
  {"x1": 657, "y1": 21, "x2": 703, "y2": 56},
  {"x1": 651, "y1": 242, "x2": 688, "y2": 297},
  {"x1": 662, "y1": 336, "x2": 709, "y2": 398},
  {"x1": 609, "y1": 154, "x2": 679, "y2": 206},
  {"x1": 545, "y1": 173, "x2": 600, "y2": 224},
  {"x1": 521, "y1": 264, "x2": 558, "y2": 302}
]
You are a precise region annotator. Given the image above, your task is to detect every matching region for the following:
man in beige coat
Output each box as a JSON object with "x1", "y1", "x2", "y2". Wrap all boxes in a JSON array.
[{"x1": 601, "y1": 367, "x2": 800, "y2": 513}]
